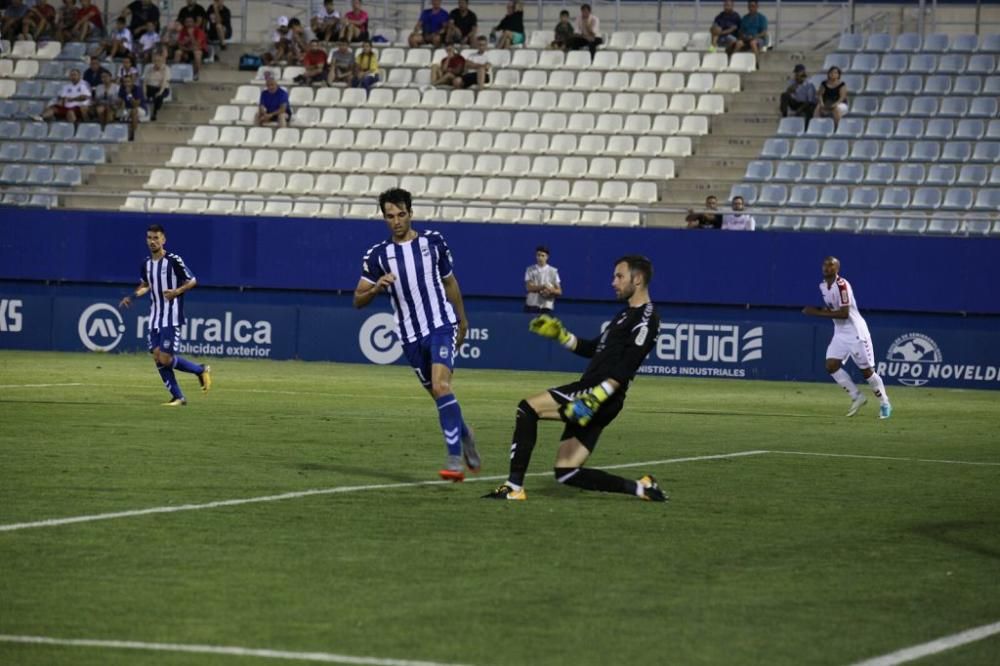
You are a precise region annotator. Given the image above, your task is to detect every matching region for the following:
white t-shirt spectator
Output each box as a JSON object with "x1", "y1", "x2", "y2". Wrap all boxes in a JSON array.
[
  {"x1": 466, "y1": 51, "x2": 488, "y2": 68},
  {"x1": 61, "y1": 81, "x2": 93, "y2": 108},
  {"x1": 525, "y1": 264, "x2": 561, "y2": 311},
  {"x1": 139, "y1": 31, "x2": 160, "y2": 53},
  {"x1": 315, "y1": 7, "x2": 339, "y2": 22},
  {"x1": 112, "y1": 27, "x2": 134, "y2": 50},
  {"x1": 722, "y1": 213, "x2": 756, "y2": 231},
  {"x1": 576, "y1": 14, "x2": 600, "y2": 37},
  {"x1": 94, "y1": 82, "x2": 121, "y2": 104}
]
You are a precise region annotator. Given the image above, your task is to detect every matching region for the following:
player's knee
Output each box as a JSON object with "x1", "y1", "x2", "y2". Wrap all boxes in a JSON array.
[
  {"x1": 554, "y1": 467, "x2": 579, "y2": 484},
  {"x1": 825, "y1": 359, "x2": 841, "y2": 373},
  {"x1": 517, "y1": 399, "x2": 538, "y2": 421},
  {"x1": 430, "y1": 380, "x2": 451, "y2": 398}
]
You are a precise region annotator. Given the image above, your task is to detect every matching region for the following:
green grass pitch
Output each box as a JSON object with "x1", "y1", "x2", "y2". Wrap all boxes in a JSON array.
[{"x1": 1, "y1": 350, "x2": 999, "y2": 666}]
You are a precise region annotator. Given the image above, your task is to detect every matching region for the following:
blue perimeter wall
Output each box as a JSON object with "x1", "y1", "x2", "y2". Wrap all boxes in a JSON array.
[{"x1": 1, "y1": 209, "x2": 999, "y2": 390}]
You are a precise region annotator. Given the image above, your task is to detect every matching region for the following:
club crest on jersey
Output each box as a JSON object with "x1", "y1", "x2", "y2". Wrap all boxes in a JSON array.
[{"x1": 439, "y1": 345, "x2": 449, "y2": 358}]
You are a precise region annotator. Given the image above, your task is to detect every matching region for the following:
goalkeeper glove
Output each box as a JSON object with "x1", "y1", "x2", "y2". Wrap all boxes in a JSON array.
[
  {"x1": 561, "y1": 382, "x2": 615, "y2": 427},
  {"x1": 528, "y1": 314, "x2": 575, "y2": 349}
]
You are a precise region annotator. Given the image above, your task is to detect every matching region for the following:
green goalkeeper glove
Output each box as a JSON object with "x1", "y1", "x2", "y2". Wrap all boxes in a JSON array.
[
  {"x1": 529, "y1": 314, "x2": 575, "y2": 348},
  {"x1": 561, "y1": 382, "x2": 615, "y2": 427}
]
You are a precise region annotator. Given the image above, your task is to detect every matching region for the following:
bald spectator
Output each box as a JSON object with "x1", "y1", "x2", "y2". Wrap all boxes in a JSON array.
[
  {"x1": 256, "y1": 74, "x2": 290, "y2": 127},
  {"x1": 445, "y1": 0, "x2": 477, "y2": 46},
  {"x1": 39, "y1": 68, "x2": 92, "y2": 123},
  {"x1": 456, "y1": 35, "x2": 490, "y2": 89},
  {"x1": 566, "y1": 4, "x2": 602, "y2": 57}
]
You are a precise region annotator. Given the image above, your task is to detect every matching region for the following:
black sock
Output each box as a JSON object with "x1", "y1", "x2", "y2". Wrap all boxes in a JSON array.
[
  {"x1": 508, "y1": 400, "x2": 538, "y2": 487},
  {"x1": 555, "y1": 467, "x2": 638, "y2": 497}
]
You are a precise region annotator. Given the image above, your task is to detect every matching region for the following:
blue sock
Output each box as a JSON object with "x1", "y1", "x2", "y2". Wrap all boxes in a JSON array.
[
  {"x1": 435, "y1": 393, "x2": 464, "y2": 456},
  {"x1": 172, "y1": 355, "x2": 204, "y2": 375},
  {"x1": 157, "y1": 364, "x2": 183, "y2": 400}
]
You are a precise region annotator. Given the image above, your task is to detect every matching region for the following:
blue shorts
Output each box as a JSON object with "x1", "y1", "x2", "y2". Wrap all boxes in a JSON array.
[
  {"x1": 148, "y1": 326, "x2": 180, "y2": 353},
  {"x1": 402, "y1": 325, "x2": 457, "y2": 388}
]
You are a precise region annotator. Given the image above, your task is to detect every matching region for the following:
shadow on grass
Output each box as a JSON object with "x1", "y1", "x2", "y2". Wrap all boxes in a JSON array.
[{"x1": 913, "y1": 521, "x2": 1000, "y2": 560}]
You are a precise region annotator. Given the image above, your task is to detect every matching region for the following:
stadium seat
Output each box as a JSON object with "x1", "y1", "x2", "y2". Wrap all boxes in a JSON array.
[
  {"x1": 790, "y1": 139, "x2": 820, "y2": 160},
  {"x1": 912, "y1": 187, "x2": 943, "y2": 209},
  {"x1": 744, "y1": 161, "x2": 773, "y2": 182},
  {"x1": 761, "y1": 138, "x2": 790, "y2": 159},
  {"x1": 942, "y1": 188, "x2": 974, "y2": 210},
  {"x1": 818, "y1": 186, "x2": 849, "y2": 208},
  {"x1": 849, "y1": 140, "x2": 879, "y2": 161},
  {"x1": 926, "y1": 165, "x2": 957, "y2": 186},
  {"x1": 797, "y1": 162, "x2": 830, "y2": 184},
  {"x1": 880, "y1": 187, "x2": 911, "y2": 208},
  {"x1": 973, "y1": 189, "x2": 1000, "y2": 211},
  {"x1": 771, "y1": 162, "x2": 801, "y2": 183},
  {"x1": 24, "y1": 143, "x2": 52, "y2": 163},
  {"x1": 636, "y1": 31, "x2": 663, "y2": 50},
  {"x1": 879, "y1": 54, "x2": 908, "y2": 74},
  {"x1": 941, "y1": 141, "x2": 972, "y2": 162},
  {"x1": 953, "y1": 75, "x2": 983, "y2": 96},
  {"x1": 850, "y1": 96, "x2": 879, "y2": 117},
  {"x1": 879, "y1": 141, "x2": 910, "y2": 162},
  {"x1": 728, "y1": 183, "x2": 757, "y2": 205},
  {"x1": 920, "y1": 33, "x2": 949, "y2": 52},
  {"x1": 851, "y1": 53, "x2": 879, "y2": 73},
  {"x1": 674, "y1": 52, "x2": 701, "y2": 72},
  {"x1": 570, "y1": 179, "x2": 600, "y2": 202},
  {"x1": 847, "y1": 187, "x2": 879, "y2": 208},
  {"x1": 832, "y1": 216, "x2": 863, "y2": 232},
  {"x1": 972, "y1": 142, "x2": 1000, "y2": 163},
  {"x1": 788, "y1": 185, "x2": 819, "y2": 207},
  {"x1": 591, "y1": 51, "x2": 619, "y2": 71},
  {"x1": 895, "y1": 164, "x2": 926, "y2": 185},
  {"x1": 957, "y1": 165, "x2": 989, "y2": 187},
  {"x1": 967, "y1": 55, "x2": 996, "y2": 75},
  {"x1": 863, "y1": 163, "x2": 893, "y2": 185},
  {"x1": 970, "y1": 98, "x2": 999, "y2": 118}
]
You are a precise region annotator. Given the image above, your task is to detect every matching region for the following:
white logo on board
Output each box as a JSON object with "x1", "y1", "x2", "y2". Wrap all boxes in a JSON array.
[
  {"x1": 78, "y1": 303, "x2": 125, "y2": 351},
  {"x1": 359, "y1": 313, "x2": 402, "y2": 364}
]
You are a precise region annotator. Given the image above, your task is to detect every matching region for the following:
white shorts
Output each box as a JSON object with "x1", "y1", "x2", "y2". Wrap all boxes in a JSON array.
[{"x1": 826, "y1": 334, "x2": 875, "y2": 369}]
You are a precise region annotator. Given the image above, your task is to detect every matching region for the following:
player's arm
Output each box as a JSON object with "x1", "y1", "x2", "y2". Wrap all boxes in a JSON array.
[
  {"x1": 353, "y1": 274, "x2": 395, "y2": 309},
  {"x1": 802, "y1": 305, "x2": 849, "y2": 319},
  {"x1": 119, "y1": 281, "x2": 149, "y2": 309},
  {"x1": 441, "y1": 273, "x2": 468, "y2": 346},
  {"x1": 164, "y1": 277, "x2": 196, "y2": 301},
  {"x1": 528, "y1": 314, "x2": 597, "y2": 357}
]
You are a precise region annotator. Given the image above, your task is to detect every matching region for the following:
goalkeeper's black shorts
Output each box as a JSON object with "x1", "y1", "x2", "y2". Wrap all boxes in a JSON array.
[{"x1": 547, "y1": 381, "x2": 626, "y2": 451}]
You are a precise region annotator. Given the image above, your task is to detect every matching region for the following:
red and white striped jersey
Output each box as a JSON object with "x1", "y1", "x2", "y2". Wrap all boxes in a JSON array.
[{"x1": 819, "y1": 276, "x2": 872, "y2": 340}]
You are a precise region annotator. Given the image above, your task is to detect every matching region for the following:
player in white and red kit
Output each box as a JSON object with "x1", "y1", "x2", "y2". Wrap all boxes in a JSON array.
[{"x1": 802, "y1": 256, "x2": 892, "y2": 419}]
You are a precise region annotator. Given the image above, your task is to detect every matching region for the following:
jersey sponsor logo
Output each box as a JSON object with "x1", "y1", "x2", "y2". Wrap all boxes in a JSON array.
[
  {"x1": 78, "y1": 303, "x2": 126, "y2": 351},
  {"x1": 634, "y1": 325, "x2": 648, "y2": 347},
  {"x1": 875, "y1": 332, "x2": 999, "y2": 386},
  {"x1": 359, "y1": 312, "x2": 403, "y2": 364},
  {"x1": 838, "y1": 282, "x2": 849, "y2": 305},
  {"x1": 0, "y1": 299, "x2": 23, "y2": 332},
  {"x1": 439, "y1": 345, "x2": 450, "y2": 359},
  {"x1": 655, "y1": 323, "x2": 763, "y2": 363}
]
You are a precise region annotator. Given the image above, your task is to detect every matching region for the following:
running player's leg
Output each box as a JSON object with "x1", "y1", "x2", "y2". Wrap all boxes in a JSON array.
[
  {"x1": 427, "y1": 326, "x2": 472, "y2": 479},
  {"x1": 162, "y1": 327, "x2": 211, "y2": 392},
  {"x1": 481, "y1": 389, "x2": 562, "y2": 499},
  {"x1": 826, "y1": 337, "x2": 864, "y2": 414},
  {"x1": 853, "y1": 338, "x2": 891, "y2": 416},
  {"x1": 150, "y1": 328, "x2": 184, "y2": 403}
]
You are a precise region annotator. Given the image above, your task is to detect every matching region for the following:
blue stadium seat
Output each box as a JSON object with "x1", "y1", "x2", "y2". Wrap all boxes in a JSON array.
[
  {"x1": 775, "y1": 162, "x2": 804, "y2": 182},
  {"x1": 973, "y1": 189, "x2": 1000, "y2": 211},
  {"x1": 788, "y1": 185, "x2": 819, "y2": 207},
  {"x1": 937, "y1": 54, "x2": 967, "y2": 74},
  {"x1": 880, "y1": 187, "x2": 911, "y2": 208},
  {"x1": 864, "y1": 163, "x2": 895, "y2": 185},
  {"x1": 926, "y1": 217, "x2": 962, "y2": 235},
  {"x1": 75, "y1": 123, "x2": 102, "y2": 141},
  {"x1": 876, "y1": 96, "x2": 909, "y2": 116},
  {"x1": 941, "y1": 141, "x2": 971, "y2": 162},
  {"x1": 895, "y1": 217, "x2": 928, "y2": 234},
  {"x1": 20, "y1": 101, "x2": 45, "y2": 118},
  {"x1": 838, "y1": 33, "x2": 864, "y2": 52},
  {"x1": 966, "y1": 55, "x2": 996, "y2": 75},
  {"x1": 922, "y1": 33, "x2": 949, "y2": 52},
  {"x1": 744, "y1": 160, "x2": 773, "y2": 181},
  {"x1": 803, "y1": 162, "x2": 834, "y2": 184},
  {"x1": 988, "y1": 120, "x2": 1000, "y2": 140},
  {"x1": 972, "y1": 142, "x2": 999, "y2": 163},
  {"x1": 170, "y1": 64, "x2": 195, "y2": 82},
  {"x1": 2, "y1": 193, "x2": 32, "y2": 206},
  {"x1": 805, "y1": 117, "x2": 835, "y2": 138},
  {"x1": 51, "y1": 143, "x2": 80, "y2": 164},
  {"x1": 949, "y1": 34, "x2": 978, "y2": 52},
  {"x1": 760, "y1": 138, "x2": 790, "y2": 159},
  {"x1": 895, "y1": 164, "x2": 926, "y2": 185},
  {"x1": 864, "y1": 216, "x2": 896, "y2": 233},
  {"x1": 823, "y1": 54, "x2": 851, "y2": 71},
  {"x1": 832, "y1": 163, "x2": 864, "y2": 185},
  {"x1": 980, "y1": 33, "x2": 1000, "y2": 52},
  {"x1": 985, "y1": 76, "x2": 1000, "y2": 94},
  {"x1": 847, "y1": 187, "x2": 879, "y2": 208},
  {"x1": 820, "y1": 139, "x2": 849, "y2": 160},
  {"x1": 865, "y1": 33, "x2": 892, "y2": 52},
  {"x1": 849, "y1": 140, "x2": 879, "y2": 161},
  {"x1": 101, "y1": 124, "x2": 129, "y2": 142},
  {"x1": 28, "y1": 194, "x2": 58, "y2": 208},
  {"x1": 893, "y1": 32, "x2": 922, "y2": 52},
  {"x1": 26, "y1": 165, "x2": 55, "y2": 186},
  {"x1": 728, "y1": 183, "x2": 757, "y2": 204},
  {"x1": 922, "y1": 74, "x2": 951, "y2": 94},
  {"x1": 38, "y1": 61, "x2": 65, "y2": 79},
  {"x1": 850, "y1": 96, "x2": 879, "y2": 116},
  {"x1": 939, "y1": 97, "x2": 970, "y2": 117},
  {"x1": 804, "y1": 215, "x2": 835, "y2": 231},
  {"x1": 911, "y1": 141, "x2": 941, "y2": 162},
  {"x1": 957, "y1": 165, "x2": 988, "y2": 186},
  {"x1": 842, "y1": 74, "x2": 865, "y2": 93},
  {"x1": 56, "y1": 42, "x2": 87, "y2": 60},
  {"x1": 925, "y1": 118, "x2": 955, "y2": 140},
  {"x1": 894, "y1": 118, "x2": 924, "y2": 139},
  {"x1": 879, "y1": 54, "x2": 908, "y2": 73},
  {"x1": 907, "y1": 97, "x2": 939, "y2": 118},
  {"x1": 24, "y1": 143, "x2": 52, "y2": 162},
  {"x1": 834, "y1": 118, "x2": 865, "y2": 139},
  {"x1": 790, "y1": 138, "x2": 820, "y2": 160},
  {"x1": 912, "y1": 188, "x2": 943, "y2": 209},
  {"x1": 0, "y1": 142, "x2": 25, "y2": 162},
  {"x1": 969, "y1": 97, "x2": 999, "y2": 118},
  {"x1": 955, "y1": 119, "x2": 986, "y2": 140},
  {"x1": 12, "y1": 81, "x2": 43, "y2": 100},
  {"x1": 992, "y1": 166, "x2": 1000, "y2": 185},
  {"x1": 953, "y1": 75, "x2": 983, "y2": 95},
  {"x1": 0, "y1": 101, "x2": 18, "y2": 119},
  {"x1": 0, "y1": 120, "x2": 20, "y2": 139},
  {"x1": 20, "y1": 122, "x2": 47, "y2": 141},
  {"x1": 79, "y1": 144, "x2": 106, "y2": 164},
  {"x1": 908, "y1": 54, "x2": 938, "y2": 74},
  {"x1": 41, "y1": 81, "x2": 63, "y2": 99},
  {"x1": 54, "y1": 166, "x2": 82, "y2": 187},
  {"x1": 942, "y1": 188, "x2": 974, "y2": 210},
  {"x1": 758, "y1": 184, "x2": 788, "y2": 207},
  {"x1": 863, "y1": 74, "x2": 893, "y2": 95},
  {"x1": 769, "y1": 215, "x2": 802, "y2": 231},
  {"x1": 851, "y1": 53, "x2": 880, "y2": 73},
  {"x1": 48, "y1": 122, "x2": 75, "y2": 141},
  {"x1": 864, "y1": 118, "x2": 894, "y2": 139},
  {"x1": 776, "y1": 117, "x2": 805, "y2": 137},
  {"x1": 819, "y1": 185, "x2": 849, "y2": 207},
  {"x1": 926, "y1": 165, "x2": 957, "y2": 186},
  {"x1": 961, "y1": 219, "x2": 993, "y2": 235},
  {"x1": 893, "y1": 75, "x2": 922, "y2": 95}
]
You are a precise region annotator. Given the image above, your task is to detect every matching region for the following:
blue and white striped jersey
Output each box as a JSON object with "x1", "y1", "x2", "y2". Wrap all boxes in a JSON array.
[
  {"x1": 361, "y1": 230, "x2": 458, "y2": 344},
  {"x1": 141, "y1": 252, "x2": 194, "y2": 329}
]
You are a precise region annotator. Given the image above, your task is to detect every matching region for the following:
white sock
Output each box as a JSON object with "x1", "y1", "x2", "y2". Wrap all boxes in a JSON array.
[
  {"x1": 634, "y1": 482, "x2": 645, "y2": 498},
  {"x1": 866, "y1": 372, "x2": 890, "y2": 406},
  {"x1": 831, "y1": 368, "x2": 860, "y2": 399}
]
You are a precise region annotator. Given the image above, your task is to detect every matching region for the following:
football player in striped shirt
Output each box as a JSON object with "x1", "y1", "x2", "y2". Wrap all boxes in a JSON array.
[
  {"x1": 483, "y1": 256, "x2": 666, "y2": 502},
  {"x1": 119, "y1": 224, "x2": 211, "y2": 406},
  {"x1": 353, "y1": 188, "x2": 480, "y2": 481},
  {"x1": 802, "y1": 256, "x2": 891, "y2": 418}
]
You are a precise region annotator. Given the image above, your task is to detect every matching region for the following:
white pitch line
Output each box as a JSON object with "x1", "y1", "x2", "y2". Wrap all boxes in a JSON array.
[
  {"x1": 0, "y1": 634, "x2": 472, "y2": 666},
  {"x1": 849, "y1": 619, "x2": 1000, "y2": 666},
  {"x1": 0, "y1": 382, "x2": 85, "y2": 389},
  {"x1": 0, "y1": 450, "x2": 768, "y2": 533},
  {"x1": 770, "y1": 450, "x2": 1000, "y2": 467}
]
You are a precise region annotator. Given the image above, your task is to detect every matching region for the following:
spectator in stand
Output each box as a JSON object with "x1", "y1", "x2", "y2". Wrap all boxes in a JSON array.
[
  {"x1": 409, "y1": 0, "x2": 449, "y2": 48},
  {"x1": 256, "y1": 73, "x2": 291, "y2": 128},
  {"x1": 524, "y1": 246, "x2": 561, "y2": 313},
  {"x1": 143, "y1": 50, "x2": 170, "y2": 120},
  {"x1": 205, "y1": 0, "x2": 231, "y2": 50},
  {"x1": 82, "y1": 55, "x2": 110, "y2": 89},
  {"x1": 445, "y1": 0, "x2": 477, "y2": 46},
  {"x1": 551, "y1": 10, "x2": 573, "y2": 50},
  {"x1": 22, "y1": 0, "x2": 57, "y2": 41},
  {"x1": 175, "y1": 15, "x2": 206, "y2": 80},
  {"x1": 287, "y1": 17, "x2": 309, "y2": 64},
  {"x1": 311, "y1": 0, "x2": 340, "y2": 43},
  {"x1": 686, "y1": 195, "x2": 724, "y2": 229},
  {"x1": 457, "y1": 34, "x2": 490, "y2": 89},
  {"x1": 120, "y1": 0, "x2": 159, "y2": 39},
  {"x1": 351, "y1": 39, "x2": 380, "y2": 92},
  {"x1": 93, "y1": 70, "x2": 122, "y2": 128},
  {"x1": 814, "y1": 65, "x2": 848, "y2": 128},
  {"x1": 161, "y1": 20, "x2": 183, "y2": 59},
  {"x1": 709, "y1": 0, "x2": 740, "y2": 53},
  {"x1": 176, "y1": 0, "x2": 207, "y2": 28},
  {"x1": 431, "y1": 43, "x2": 465, "y2": 87},
  {"x1": 722, "y1": 196, "x2": 756, "y2": 231},
  {"x1": 71, "y1": 0, "x2": 103, "y2": 41},
  {"x1": 294, "y1": 39, "x2": 329, "y2": 85},
  {"x1": 39, "y1": 68, "x2": 92, "y2": 123},
  {"x1": 97, "y1": 16, "x2": 134, "y2": 59},
  {"x1": 1, "y1": 0, "x2": 29, "y2": 40},
  {"x1": 56, "y1": 0, "x2": 78, "y2": 42},
  {"x1": 137, "y1": 20, "x2": 160, "y2": 62},
  {"x1": 566, "y1": 4, "x2": 602, "y2": 57},
  {"x1": 263, "y1": 15, "x2": 292, "y2": 65},
  {"x1": 781, "y1": 63, "x2": 816, "y2": 124},
  {"x1": 341, "y1": 0, "x2": 369, "y2": 43},
  {"x1": 327, "y1": 40, "x2": 356, "y2": 85},
  {"x1": 492, "y1": 0, "x2": 523, "y2": 49},
  {"x1": 117, "y1": 54, "x2": 141, "y2": 85},
  {"x1": 729, "y1": 0, "x2": 767, "y2": 56},
  {"x1": 118, "y1": 73, "x2": 146, "y2": 141}
]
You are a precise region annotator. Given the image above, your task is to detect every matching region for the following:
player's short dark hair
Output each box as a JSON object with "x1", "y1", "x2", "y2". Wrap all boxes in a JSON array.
[
  {"x1": 536, "y1": 245, "x2": 549, "y2": 255},
  {"x1": 615, "y1": 255, "x2": 653, "y2": 286},
  {"x1": 147, "y1": 223, "x2": 166, "y2": 234},
  {"x1": 581, "y1": 3, "x2": 592, "y2": 10},
  {"x1": 378, "y1": 188, "x2": 413, "y2": 215},
  {"x1": 560, "y1": 9, "x2": 570, "y2": 16}
]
